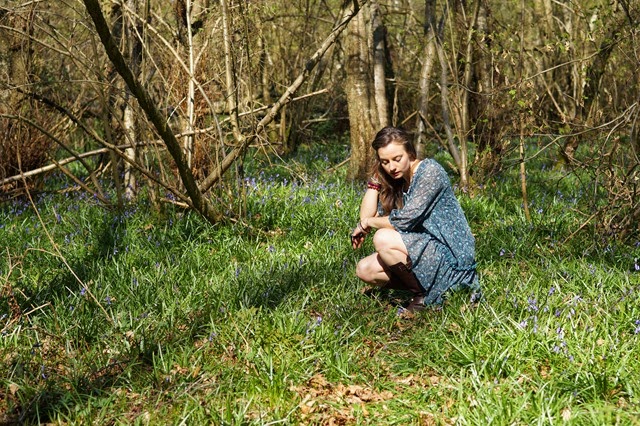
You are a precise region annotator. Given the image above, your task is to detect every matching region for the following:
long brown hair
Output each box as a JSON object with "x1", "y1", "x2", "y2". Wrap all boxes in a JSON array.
[{"x1": 371, "y1": 127, "x2": 417, "y2": 214}]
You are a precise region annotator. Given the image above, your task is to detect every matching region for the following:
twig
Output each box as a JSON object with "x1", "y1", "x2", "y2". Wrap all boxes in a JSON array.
[
  {"x1": 561, "y1": 210, "x2": 600, "y2": 245},
  {"x1": 0, "y1": 141, "x2": 163, "y2": 186},
  {"x1": 327, "y1": 157, "x2": 351, "y2": 173}
]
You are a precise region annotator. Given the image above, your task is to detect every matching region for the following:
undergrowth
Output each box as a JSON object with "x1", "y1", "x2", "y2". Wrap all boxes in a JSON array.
[{"x1": 1, "y1": 141, "x2": 639, "y2": 425}]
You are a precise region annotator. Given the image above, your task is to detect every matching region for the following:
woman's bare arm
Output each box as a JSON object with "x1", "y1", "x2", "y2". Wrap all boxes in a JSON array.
[
  {"x1": 362, "y1": 215, "x2": 393, "y2": 230},
  {"x1": 359, "y1": 188, "x2": 379, "y2": 222}
]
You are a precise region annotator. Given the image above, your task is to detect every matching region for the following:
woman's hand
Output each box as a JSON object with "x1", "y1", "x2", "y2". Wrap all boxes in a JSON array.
[{"x1": 351, "y1": 219, "x2": 370, "y2": 249}]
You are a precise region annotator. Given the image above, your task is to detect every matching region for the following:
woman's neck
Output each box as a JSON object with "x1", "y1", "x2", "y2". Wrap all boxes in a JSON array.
[{"x1": 404, "y1": 159, "x2": 421, "y2": 190}]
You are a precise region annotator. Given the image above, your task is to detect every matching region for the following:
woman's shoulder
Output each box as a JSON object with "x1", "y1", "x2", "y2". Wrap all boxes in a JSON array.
[{"x1": 416, "y1": 158, "x2": 447, "y2": 179}]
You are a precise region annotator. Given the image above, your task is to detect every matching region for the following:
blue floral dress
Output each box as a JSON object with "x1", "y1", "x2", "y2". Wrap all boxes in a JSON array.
[{"x1": 388, "y1": 159, "x2": 480, "y2": 305}]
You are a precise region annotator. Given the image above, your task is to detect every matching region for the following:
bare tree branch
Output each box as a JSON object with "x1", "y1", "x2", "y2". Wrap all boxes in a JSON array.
[
  {"x1": 198, "y1": 1, "x2": 365, "y2": 193},
  {"x1": 82, "y1": 0, "x2": 220, "y2": 223}
]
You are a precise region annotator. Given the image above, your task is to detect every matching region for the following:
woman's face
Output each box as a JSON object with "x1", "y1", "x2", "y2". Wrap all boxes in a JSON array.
[{"x1": 377, "y1": 142, "x2": 414, "y2": 181}]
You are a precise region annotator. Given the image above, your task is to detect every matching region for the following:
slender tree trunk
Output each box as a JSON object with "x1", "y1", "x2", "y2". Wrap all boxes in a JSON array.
[
  {"x1": 114, "y1": 0, "x2": 143, "y2": 200},
  {"x1": 221, "y1": 0, "x2": 242, "y2": 144},
  {"x1": 184, "y1": 0, "x2": 196, "y2": 168},
  {"x1": 371, "y1": 0, "x2": 389, "y2": 129},
  {"x1": 457, "y1": 0, "x2": 482, "y2": 189},
  {"x1": 123, "y1": 101, "x2": 137, "y2": 199},
  {"x1": 518, "y1": 0, "x2": 530, "y2": 221},
  {"x1": 346, "y1": 4, "x2": 378, "y2": 180},
  {"x1": 434, "y1": 25, "x2": 462, "y2": 175},
  {"x1": 414, "y1": 0, "x2": 437, "y2": 157}
]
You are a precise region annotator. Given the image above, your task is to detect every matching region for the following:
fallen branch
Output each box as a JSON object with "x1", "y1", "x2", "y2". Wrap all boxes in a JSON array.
[{"x1": 0, "y1": 141, "x2": 163, "y2": 187}]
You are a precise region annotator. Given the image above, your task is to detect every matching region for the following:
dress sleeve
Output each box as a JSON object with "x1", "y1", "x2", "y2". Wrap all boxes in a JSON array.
[{"x1": 389, "y1": 161, "x2": 448, "y2": 232}]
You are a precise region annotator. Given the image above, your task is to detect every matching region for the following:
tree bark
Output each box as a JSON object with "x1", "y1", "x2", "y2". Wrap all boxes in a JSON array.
[
  {"x1": 221, "y1": 0, "x2": 242, "y2": 145},
  {"x1": 414, "y1": 0, "x2": 437, "y2": 157},
  {"x1": 345, "y1": 1, "x2": 388, "y2": 181},
  {"x1": 371, "y1": 0, "x2": 389, "y2": 129}
]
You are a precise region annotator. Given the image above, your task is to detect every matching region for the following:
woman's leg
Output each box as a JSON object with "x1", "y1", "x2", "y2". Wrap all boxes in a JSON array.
[
  {"x1": 356, "y1": 253, "x2": 391, "y2": 285},
  {"x1": 372, "y1": 228, "x2": 409, "y2": 267},
  {"x1": 372, "y1": 228, "x2": 426, "y2": 312},
  {"x1": 355, "y1": 228, "x2": 409, "y2": 286}
]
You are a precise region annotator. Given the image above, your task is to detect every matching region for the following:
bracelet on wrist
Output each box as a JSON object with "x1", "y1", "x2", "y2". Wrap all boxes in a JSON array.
[
  {"x1": 358, "y1": 221, "x2": 369, "y2": 234},
  {"x1": 367, "y1": 181, "x2": 381, "y2": 191}
]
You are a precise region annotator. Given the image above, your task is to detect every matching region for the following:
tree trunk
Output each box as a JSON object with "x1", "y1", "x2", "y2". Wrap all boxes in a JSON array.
[
  {"x1": 457, "y1": 0, "x2": 482, "y2": 189},
  {"x1": 346, "y1": 6, "x2": 376, "y2": 180},
  {"x1": 371, "y1": 0, "x2": 389, "y2": 129},
  {"x1": 123, "y1": 102, "x2": 137, "y2": 199},
  {"x1": 221, "y1": 0, "x2": 242, "y2": 144},
  {"x1": 414, "y1": 0, "x2": 437, "y2": 157},
  {"x1": 472, "y1": 0, "x2": 505, "y2": 180},
  {"x1": 346, "y1": 1, "x2": 388, "y2": 181},
  {"x1": 111, "y1": 0, "x2": 144, "y2": 200},
  {"x1": 184, "y1": 0, "x2": 196, "y2": 168}
]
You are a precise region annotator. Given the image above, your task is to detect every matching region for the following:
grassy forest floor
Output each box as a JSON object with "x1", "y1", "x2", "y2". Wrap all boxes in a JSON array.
[{"x1": 1, "y1": 140, "x2": 639, "y2": 425}]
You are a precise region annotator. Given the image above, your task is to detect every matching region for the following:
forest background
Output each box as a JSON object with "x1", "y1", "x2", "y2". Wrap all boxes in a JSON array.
[{"x1": 1, "y1": 0, "x2": 640, "y2": 424}]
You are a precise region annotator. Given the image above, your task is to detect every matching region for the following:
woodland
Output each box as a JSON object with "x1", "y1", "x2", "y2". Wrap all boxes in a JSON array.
[
  {"x1": 1, "y1": 0, "x2": 640, "y2": 424},
  {"x1": 1, "y1": 0, "x2": 638, "y2": 236}
]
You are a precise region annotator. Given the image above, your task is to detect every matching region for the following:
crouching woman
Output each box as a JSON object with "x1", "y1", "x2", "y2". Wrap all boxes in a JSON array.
[{"x1": 351, "y1": 127, "x2": 480, "y2": 313}]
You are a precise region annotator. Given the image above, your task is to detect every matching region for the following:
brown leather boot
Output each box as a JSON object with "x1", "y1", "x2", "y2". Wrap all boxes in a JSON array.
[{"x1": 386, "y1": 260, "x2": 426, "y2": 312}]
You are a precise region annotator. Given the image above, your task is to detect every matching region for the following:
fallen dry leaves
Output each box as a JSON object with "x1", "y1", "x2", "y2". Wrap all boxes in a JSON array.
[{"x1": 290, "y1": 373, "x2": 394, "y2": 424}]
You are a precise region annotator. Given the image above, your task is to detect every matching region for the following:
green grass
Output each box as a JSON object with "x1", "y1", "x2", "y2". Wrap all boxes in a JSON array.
[{"x1": 1, "y1": 142, "x2": 639, "y2": 425}]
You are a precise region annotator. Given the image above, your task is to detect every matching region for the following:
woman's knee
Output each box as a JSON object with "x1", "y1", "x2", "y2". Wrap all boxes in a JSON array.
[
  {"x1": 373, "y1": 228, "x2": 402, "y2": 252},
  {"x1": 356, "y1": 256, "x2": 383, "y2": 283},
  {"x1": 356, "y1": 261, "x2": 366, "y2": 281},
  {"x1": 355, "y1": 259, "x2": 371, "y2": 281}
]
